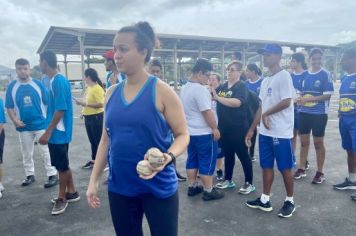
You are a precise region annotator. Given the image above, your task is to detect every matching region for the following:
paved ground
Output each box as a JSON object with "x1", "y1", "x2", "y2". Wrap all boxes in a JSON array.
[{"x1": 0, "y1": 82, "x2": 355, "y2": 236}]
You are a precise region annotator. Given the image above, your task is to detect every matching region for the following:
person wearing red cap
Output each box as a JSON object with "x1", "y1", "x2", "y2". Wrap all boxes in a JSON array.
[{"x1": 103, "y1": 50, "x2": 125, "y2": 89}]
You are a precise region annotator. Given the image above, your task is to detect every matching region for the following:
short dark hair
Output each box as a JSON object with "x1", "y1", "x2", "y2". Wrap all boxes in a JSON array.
[
  {"x1": 15, "y1": 58, "x2": 30, "y2": 66},
  {"x1": 40, "y1": 50, "x2": 57, "y2": 69},
  {"x1": 291, "y1": 53, "x2": 308, "y2": 70},
  {"x1": 247, "y1": 63, "x2": 262, "y2": 76},
  {"x1": 118, "y1": 21, "x2": 157, "y2": 63},
  {"x1": 233, "y1": 51, "x2": 242, "y2": 61},
  {"x1": 309, "y1": 48, "x2": 323, "y2": 58},
  {"x1": 192, "y1": 58, "x2": 213, "y2": 74},
  {"x1": 150, "y1": 58, "x2": 162, "y2": 69}
]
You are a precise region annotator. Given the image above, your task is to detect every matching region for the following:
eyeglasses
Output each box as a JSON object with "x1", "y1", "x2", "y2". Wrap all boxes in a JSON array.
[{"x1": 226, "y1": 68, "x2": 241, "y2": 72}]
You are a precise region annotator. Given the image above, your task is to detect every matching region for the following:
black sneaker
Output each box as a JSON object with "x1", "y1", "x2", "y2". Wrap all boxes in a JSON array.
[
  {"x1": 351, "y1": 192, "x2": 356, "y2": 201},
  {"x1": 333, "y1": 178, "x2": 356, "y2": 190},
  {"x1": 202, "y1": 188, "x2": 224, "y2": 201},
  {"x1": 44, "y1": 175, "x2": 58, "y2": 188},
  {"x1": 216, "y1": 169, "x2": 224, "y2": 181},
  {"x1": 278, "y1": 200, "x2": 296, "y2": 218},
  {"x1": 188, "y1": 185, "x2": 204, "y2": 196},
  {"x1": 51, "y1": 191, "x2": 80, "y2": 203},
  {"x1": 176, "y1": 172, "x2": 187, "y2": 182},
  {"x1": 82, "y1": 161, "x2": 94, "y2": 169},
  {"x1": 21, "y1": 175, "x2": 35, "y2": 186},
  {"x1": 246, "y1": 197, "x2": 273, "y2": 212}
]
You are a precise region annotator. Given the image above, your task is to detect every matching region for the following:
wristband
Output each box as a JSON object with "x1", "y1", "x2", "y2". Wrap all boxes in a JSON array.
[{"x1": 166, "y1": 152, "x2": 176, "y2": 165}]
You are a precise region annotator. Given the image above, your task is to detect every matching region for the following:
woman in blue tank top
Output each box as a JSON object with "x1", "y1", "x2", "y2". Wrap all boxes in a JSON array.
[{"x1": 86, "y1": 22, "x2": 189, "y2": 236}]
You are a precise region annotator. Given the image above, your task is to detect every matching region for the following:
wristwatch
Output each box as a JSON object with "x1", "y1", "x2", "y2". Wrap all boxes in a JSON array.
[{"x1": 166, "y1": 152, "x2": 176, "y2": 165}]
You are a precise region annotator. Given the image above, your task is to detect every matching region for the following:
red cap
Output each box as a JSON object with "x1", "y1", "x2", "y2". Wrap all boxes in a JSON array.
[{"x1": 103, "y1": 50, "x2": 114, "y2": 60}]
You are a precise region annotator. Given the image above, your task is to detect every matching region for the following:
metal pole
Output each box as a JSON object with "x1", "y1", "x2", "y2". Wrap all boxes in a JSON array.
[
  {"x1": 199, "y1": 43, "x2": 203, "y2": 58},
  {"x1": 63, "y1": 53, "x2": 68, "y2": 79},
  {"x1": 173, "y1": 41, "x2": 178, "y2": 90},
  {"x1": 221, "y1": 46, "x2": 225, "y2": 80},
  {"x1": 78, "y1": 36, "x2": 85, "y2": 80}
]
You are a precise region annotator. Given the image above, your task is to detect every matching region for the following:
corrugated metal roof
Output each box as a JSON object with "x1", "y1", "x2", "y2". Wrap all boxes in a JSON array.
[{"x1": 38, "y1": 26, "x2": 340, "y2": 59}]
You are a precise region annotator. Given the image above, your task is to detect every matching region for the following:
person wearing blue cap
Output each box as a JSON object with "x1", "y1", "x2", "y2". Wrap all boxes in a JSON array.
[{"x1": 245, "y1": 44, "x2": 296, "y2": 218}]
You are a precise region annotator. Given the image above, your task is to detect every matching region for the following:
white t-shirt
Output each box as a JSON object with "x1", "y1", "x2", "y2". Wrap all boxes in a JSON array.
[
  {"x1": 259, "y1": 70, "x2": 295, "y2": 139},
  {"x1": 180, "y1": 81, "x2": 213, "y2": 136}
]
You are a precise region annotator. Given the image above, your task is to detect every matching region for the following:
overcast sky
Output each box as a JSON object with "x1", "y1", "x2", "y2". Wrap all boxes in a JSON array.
[{"x1": 1, "y1": 0, "x2": 355, "y2": 68}]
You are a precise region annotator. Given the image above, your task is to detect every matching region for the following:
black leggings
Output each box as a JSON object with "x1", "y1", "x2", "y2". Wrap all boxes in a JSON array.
[
  {"x1": 108, "y1": 191, "x2": 179, "y2": 236},
  {"x1": 249, "y1": 128, "x2": 257, "y2": 158},
  {"x1": 84, "y1": 113, "x2": 103, "y2": 160},
  {"x1": 221, "y1": 129, "x2": 253, "y2": 183}
]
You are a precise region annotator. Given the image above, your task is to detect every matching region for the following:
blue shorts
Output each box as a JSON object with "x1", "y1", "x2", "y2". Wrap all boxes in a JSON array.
[
  {"x1": 217, "y1": 139, "x2": 225, "y2": 159},
  {"x1": 186, "y1": 134, "x2": 217, "y2": 176},
  {"x1": 339, "y1": 115, "x2": 356, "y2": 152},
  {"x1": 294, "y1": 110, "x2": 299, "y2": 130},
  {"x1": 259, "y1": 134, "x2": 295, "y2": 171}
]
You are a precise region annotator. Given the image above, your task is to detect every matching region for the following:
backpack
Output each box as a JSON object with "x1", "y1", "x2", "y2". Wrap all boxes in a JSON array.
[{"x1": 246, "y1": 91, "x2": 261, "y2": 125}]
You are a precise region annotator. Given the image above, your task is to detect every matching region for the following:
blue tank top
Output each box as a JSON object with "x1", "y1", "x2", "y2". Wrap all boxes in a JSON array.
[{"x1": 105, "y1": 76, "x2": 177, "y2": 198}]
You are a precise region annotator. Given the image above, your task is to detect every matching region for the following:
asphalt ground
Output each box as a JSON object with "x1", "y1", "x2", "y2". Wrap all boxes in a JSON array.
[{"x1": 0, "y1": 82, "x2": 355, "y2": 236}]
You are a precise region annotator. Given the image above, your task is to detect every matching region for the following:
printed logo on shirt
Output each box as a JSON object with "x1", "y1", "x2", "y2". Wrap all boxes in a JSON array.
[
  {"x1": 350, "y1": 81, "x2": 356, "y2": 90},
  {"x1": 267, "y1": 87, "x2": 272, "y2": 96},
  {"x1": 273, "y1": 137, "x2": 280, "y2": 146},
  {"x1": 23, "y1": 96, "x2": 33, "y2": 107},
  {"x1": 302, "y1": 94, "x2": 317, "y2": 107},
  {"x1": 314, "y1": 80, "x2": 321, "y2": 88},
  {"x1": 339, "y1": 98, "x2": 356, "y2": 113},
  {"x1": 218, "y1": 90, "x2": 233, "y2": 98}
]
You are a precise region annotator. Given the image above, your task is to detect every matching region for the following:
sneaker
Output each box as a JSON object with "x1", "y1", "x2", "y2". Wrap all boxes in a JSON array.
[
  {"x1": 216, "y1": 169, "x2": 224, "y2": 181},
  {"x1": 187, "y1": 185, "x2": 204, "y2": 197},
  {"x1": 312, "y1": 172, "x2": 325, "y2": 184},
  {"x1": 250, "y1": 155, "x2": 257, "y2": 162},
  {"x1": 51, "y1": 198, "x2": 68, "y2": 215},
  {"x1": 278, "y1": 200, "x2": 296, "y2": 218},
  {"x1": 176, "y1": 172, "x2": 187, "y2": 182},
  {"x1": 238, "y1": 182, "x2": 256, "y2": 195},
  {"x1": 305, "y1": 161, "x2": 310, "y2": 170},
  {"x1": 21, "y1": 175, "x2": 35, "y2": 186},
  {"x1": 82, "y1": 161, "x2": 94, "y2": 169},
  {"x1": 351, "y1": 192, "x2": 356, "y2": 201},
  {"x1": 44, "y1": 175, "x2": 58, "y2": 188},
  {"x1": 216, "y1": 180, "x2": 236, "y2": 189},
  {"x1": 51, "y1": 191, "x2": 81, "y2": 203},
  {"x1": 333, "y1": 178, "x2": 356, "y2": 190},
  {"x1": 294, "y1": 169, "x2": 307, "y2": 180},
  {"x1": 202, "y1": 188, "x2": 225, "y2": 201},
  {"x1": 246, "y1": 197, "x2": 273, "y2": 212}
]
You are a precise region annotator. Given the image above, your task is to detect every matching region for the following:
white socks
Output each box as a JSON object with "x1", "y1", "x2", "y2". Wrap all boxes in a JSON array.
[
  {"x1": 285, "y1": 196, "x2": 294, "y2": 203},
  {"x1": 260, "y1": 194, "x2": 294, "y2": 204},
  {"x1": 261, "y1": 193, "x2": 270, "y2": 204}
]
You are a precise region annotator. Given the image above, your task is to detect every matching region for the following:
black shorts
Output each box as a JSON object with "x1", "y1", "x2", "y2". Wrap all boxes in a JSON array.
[
  {"x1": 0, "y1": 130, "x2": 5, "y2": 164},
  {"x1": 299, "y1": 112, "x2": 328, "y2": 137},
  {"x1": 48, "y1": 143, "x2": 69, "y2": 172}
]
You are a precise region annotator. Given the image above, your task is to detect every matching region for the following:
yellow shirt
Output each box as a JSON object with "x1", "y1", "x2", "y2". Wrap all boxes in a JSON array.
[{"x1": 82, "y1": 84, "x2": 105, "y2": 115}]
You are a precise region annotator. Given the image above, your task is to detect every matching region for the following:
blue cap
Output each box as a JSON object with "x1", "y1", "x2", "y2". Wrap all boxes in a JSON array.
[{"x1": 257, "y1": 44, "x2": 283, "y2": 55}]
